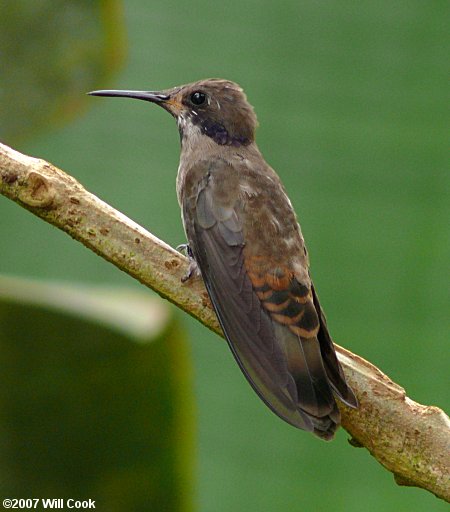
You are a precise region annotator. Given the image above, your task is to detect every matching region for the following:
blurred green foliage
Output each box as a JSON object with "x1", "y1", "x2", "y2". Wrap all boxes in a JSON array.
[
  {"x1": 0, "y1": 1, "x2": 448, "y2": 511},
  {"x1": 0, "y1": 1, "x2": 124, "y2": 143},
  {"x1": 0, "y1": 279, "x2": 194, "y2": 511}
]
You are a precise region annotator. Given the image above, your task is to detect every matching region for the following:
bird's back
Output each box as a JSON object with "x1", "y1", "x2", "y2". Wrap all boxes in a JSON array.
[{"x1": 179, "y1": 149, "x2": 357, "y2": 438}]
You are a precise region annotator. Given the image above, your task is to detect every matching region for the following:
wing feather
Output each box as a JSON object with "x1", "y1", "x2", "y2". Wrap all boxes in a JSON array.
[
  {"x1": 191, "y1": 200, "x2": 314, "y2": 430},
  {"x1": 183, "y1": 167, "x2": 356, "y2": 437}
]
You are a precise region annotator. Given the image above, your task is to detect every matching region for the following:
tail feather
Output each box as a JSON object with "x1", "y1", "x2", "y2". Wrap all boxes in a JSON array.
[
  {"x1": 273, "y1": 323, "x2": 341, "y2": 439},
  {"x1": 272, "y1": 284, "x2": 359, "y2": 440},
  {"x1": 298, "y1": 337, "x2": 342, "y2": 440},
  {"x1": 311, "y1": 285, "x2": 358, "y2": 408}
]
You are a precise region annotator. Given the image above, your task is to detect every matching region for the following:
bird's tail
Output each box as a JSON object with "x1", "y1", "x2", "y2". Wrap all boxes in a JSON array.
[
  {"x1": 311, "y1": 285, "x2": 358, "y2": 409},
  {"x1": 273, "y1": 322, "x2": 343, "y2": 440}
]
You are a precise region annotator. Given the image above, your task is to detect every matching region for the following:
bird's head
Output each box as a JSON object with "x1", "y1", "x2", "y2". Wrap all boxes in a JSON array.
[{"x1": 89, "y1": 78, "x2": 258, "y2": 147}]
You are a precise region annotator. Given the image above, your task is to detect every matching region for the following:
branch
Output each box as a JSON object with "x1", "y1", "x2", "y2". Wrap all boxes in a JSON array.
[{"x1": 1, "y1": 142, "x2": 449, "y2": 502}]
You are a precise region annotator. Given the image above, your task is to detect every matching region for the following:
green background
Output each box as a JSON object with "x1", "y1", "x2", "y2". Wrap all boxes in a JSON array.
[{"x1": 1, "y1": 1, "x2": 448, "y2": 510}]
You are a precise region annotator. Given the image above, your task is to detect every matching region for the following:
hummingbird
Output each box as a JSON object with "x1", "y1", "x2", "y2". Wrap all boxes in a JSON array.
[{"x1": 89, "y1": 79, "x2": 357, "y2": 439}]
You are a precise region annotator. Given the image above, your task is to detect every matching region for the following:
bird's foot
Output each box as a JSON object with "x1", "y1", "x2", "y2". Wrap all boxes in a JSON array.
[
  {"x1": 177, "y1": 243, "x2": 201, "y2": 282},
  {"x1": 176, "y1": 243, "x2": 192, "y2": 257}
]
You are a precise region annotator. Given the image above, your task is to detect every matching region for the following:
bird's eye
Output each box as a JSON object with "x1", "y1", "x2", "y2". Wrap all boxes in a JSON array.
[{"x1": 190, "y1": 91, "x2": 206, "y2": 105}]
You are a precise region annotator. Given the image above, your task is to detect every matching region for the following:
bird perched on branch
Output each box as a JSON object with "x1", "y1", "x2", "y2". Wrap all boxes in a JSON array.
[{"x1": 89, "y1": 79, "x2": 357, "y2": 439}]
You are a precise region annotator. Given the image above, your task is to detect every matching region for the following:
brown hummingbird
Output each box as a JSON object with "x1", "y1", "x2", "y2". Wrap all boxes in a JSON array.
[{"x1": 89, "y1": 79, "x2": 357, "y2": 439}]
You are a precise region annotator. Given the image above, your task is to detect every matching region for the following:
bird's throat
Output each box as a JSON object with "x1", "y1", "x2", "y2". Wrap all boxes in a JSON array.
[{"x1": 179, "y1": 114, "x2": 251, "y2": 147}]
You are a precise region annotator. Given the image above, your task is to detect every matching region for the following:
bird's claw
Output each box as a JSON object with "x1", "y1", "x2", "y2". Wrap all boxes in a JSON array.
[
  {"x1": 176, "y1": 243, "x2": 193, "y2": 257},
  {"x1": 177, "y1": 243, "x2": 201, "y2": 282}
]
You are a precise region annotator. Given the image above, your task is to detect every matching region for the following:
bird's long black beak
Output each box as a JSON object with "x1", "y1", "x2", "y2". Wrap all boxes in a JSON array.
[{"x1": 87, "y1": 89, "x2": 170, "y2": 104}]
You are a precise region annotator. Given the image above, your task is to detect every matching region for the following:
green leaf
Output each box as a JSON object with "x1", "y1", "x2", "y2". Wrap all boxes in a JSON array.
[
  {"x1": 0, "y1": 276, "x2": 194, "y2": 512},
  {"x1": 0, "y1": 1, "x2": 125, "y2": 144}
]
